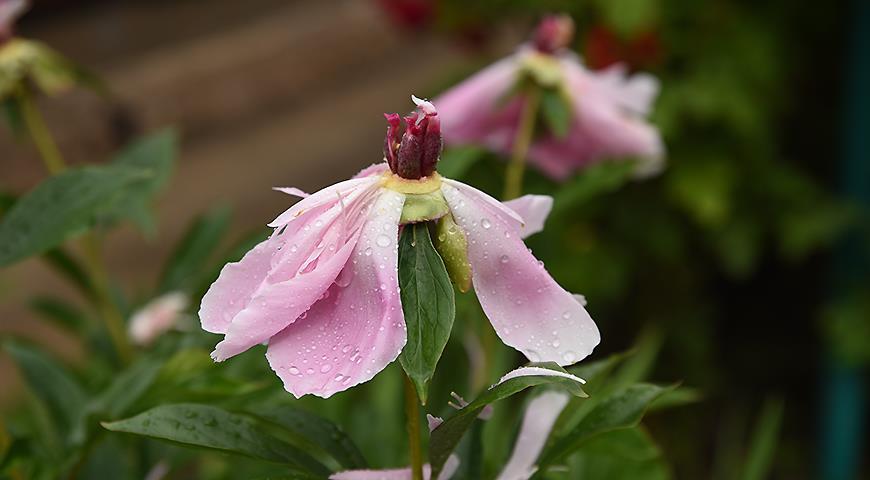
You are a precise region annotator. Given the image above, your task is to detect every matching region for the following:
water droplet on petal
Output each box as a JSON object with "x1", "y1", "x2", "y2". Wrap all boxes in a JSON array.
[
  {"x1": 320, "y1": 364, "x2": 332, "y2": 373},
  {"x1": 289, "y1": 244, "x2": 298, "y2": 253},
  {"x1": 500, "y1": 255, "x2": 509, "y2": 264},
  {"x1": 288, "y1": 366, "x2": 300, "y2": 375},
  {"x1": 563, "y1": 351, "x2": 577, "y2": 363},
  {"x1": 306, "y1": 368, "x2": 315, "y2": 375},
  {"x1": 481, "y1": 218, "x2": 491, "y2": 229},
  {"x1": 376, "y1": 234, "x2": 391, "y2": 247},
  {"x1": 364, "y1": 247, "x2": 373, "y2": 256},
  {"x1": 527, "y1": 349, "x2": 541, "y2": 362}
]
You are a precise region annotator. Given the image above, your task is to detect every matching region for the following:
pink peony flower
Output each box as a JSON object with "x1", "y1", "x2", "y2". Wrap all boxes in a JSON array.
[
  {"x1": 129, "y1": 292, "x2": 189, "y2": 346},
  {"x1": 435, "y1": 14, "x2": 664, "y2": 179},
  {"x1": 0, "y1": 0, "x2": 27, "y2": 41},
  {"x1": 200, "y1": 97, "x2": 599, "y2": 398}
]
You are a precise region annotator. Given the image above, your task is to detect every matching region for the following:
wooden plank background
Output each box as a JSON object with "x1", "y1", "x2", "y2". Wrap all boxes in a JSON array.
[{"x1": 0, "y1": 0, "x2": 520, "y2": 406}]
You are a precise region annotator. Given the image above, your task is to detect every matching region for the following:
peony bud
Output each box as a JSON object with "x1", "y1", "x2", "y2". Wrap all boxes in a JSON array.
[
  {"x1": 532, "y1": 14, "x2": 575, "y2": 54},
  {"x1": 384, "y1": 95, "x2": 442, "y2": 180}
]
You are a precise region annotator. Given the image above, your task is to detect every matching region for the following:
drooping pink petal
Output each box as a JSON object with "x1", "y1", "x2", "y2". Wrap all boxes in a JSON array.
[
  {"x1": 273, "y1": 187, "x2": 310, "y2": 198},
  {"x1": 354, "y1": 162, "x2": 391, "y2": 179},
  {"x1": 268, "y1": 176, "x2": 380, "y2": 228},
  {"x1": 265, "y1": 189, "x2": 407, "y2": 399},
  {"x1": 435, "y1": 55, "x2": 520, "y2": 151},
  {"x1": 502, "y1": 195, "x2": 553, "y2": 239},
  {"x1": 129, "y1": 292, "x2": 188, "y2": 346},
  {"x1": 496, "y1": 391, "x2": 570, "y2": 480},
  {"x1": 527, "y1": 55, "x2": 664, "y2": 179},
  {"x1": 441, "y1": 182, "x2": 599, "y2": 366},
  {"x1": 329, "y1": 455, "x2": 460, "y2": 480},
  {"x1": 0, "y1": 0, "x2": 27, "y2": 33}
]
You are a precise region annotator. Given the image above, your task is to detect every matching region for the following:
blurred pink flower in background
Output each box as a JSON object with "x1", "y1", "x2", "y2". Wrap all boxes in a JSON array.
[
  {"x1": 435, "y1": 14, "x2": 664, "y2": 179},
  {"x1": 0, "y1": 0, "x2": 27, "y2": 40},
  {"x1": 199, "y1": 98, "x2": 599, "y2": 399},
  {"x1": 128, "y1": 292, "x2": 189, "y2": 346}
]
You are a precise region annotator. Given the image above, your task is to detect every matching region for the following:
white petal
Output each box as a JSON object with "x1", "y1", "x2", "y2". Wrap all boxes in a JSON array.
[{"x1": 496, "y1": 391, "x2": 571, "y2": 480}]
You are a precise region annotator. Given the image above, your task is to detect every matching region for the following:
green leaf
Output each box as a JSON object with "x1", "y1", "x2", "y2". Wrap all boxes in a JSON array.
[
  {"x1": 159, "y1": 205, "x2": 232, "y2": 292},
  {"x1": 254, "y1": 405, "x2": 367, "y2": 469},
  {"x1": 552, "y1": 161, "x2": 637, "y2": 216},
  {"x1": 3, "y1": 342, "x2": 87, "y2": 441},
  {"x1": 540, "y1": 88, "x2": 572, "y2": 138},
  {"x1": 429, "y1": 363, "x2": 587, "y2": 478},
  {"x1": 398, "y1": 223, "x2": 455, "y2": 404},
  {"x1": 28, "y1": 296, "x2": 89, "y2": 332},
  {"x1": 538, "y1": 383, "x2": 674, "y2": 468},
  {"x1": 0, "y1": 165, "x2": 149, "y2": 266},
  {"x1": 90, "y1": 357, "x2": 164, "y2": 419},
  {"x1": 437, "y1": 146, "x2": 486, "y2": 179},
  {"x1": 102, "y1": 404, "x2": 329, "y2": 475},
  {"x1": 741, "y1": 398, "x2": 784, "y2": 480},
  {"x1": 41, "y1": 249, "x2": 96, "y2": 301}
]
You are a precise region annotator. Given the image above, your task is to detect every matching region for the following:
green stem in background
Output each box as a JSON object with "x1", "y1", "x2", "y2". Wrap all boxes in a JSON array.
[
  {"x1": 81, "y1": 234, "x2": 133, "y2": 364},
  {"x1": 502, "y1": 87, "x2": 541, "y2": 201},
  {"x1": 18, "y1": 91, "x2": 66, "y2": 175},
  {"x1": 403, "y1": 374, "x2": 424, "y2": 480},
  {"x1": 19, "y1": 89, "x2": 133, "y2": 364}
]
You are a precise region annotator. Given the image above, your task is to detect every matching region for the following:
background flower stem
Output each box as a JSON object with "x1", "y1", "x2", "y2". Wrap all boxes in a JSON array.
[
  {"x1": 20, "y1": 90, "x2": 133, "y2": 364},
  {"x1": 403, "y1": 373, "x2": 424, "y2": 480},
  {"x1": 502, "y1": 87, "x2": 541, "y2": 200}
]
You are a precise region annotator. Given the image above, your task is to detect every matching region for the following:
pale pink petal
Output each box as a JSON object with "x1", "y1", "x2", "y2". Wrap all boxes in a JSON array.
[
  {"x1": 129, "y1": 292, "x2": 188, "y2": 346},
  {"x1": 268, "y1": 176, "x2": 380, "y2": 228},
  {"x1": 441, "y1": 182, "x2": 599, "y2": 365},
  {"x1": 441, "y1": 179, "x2": 524, "y2": 226},
  {"x1": 273, "y1": 187, "x2": 310, "y2": 198},
  {"x1": 207, "y1": 181, "x2": 380, "y2": 360},
  {"x1": 493, "y1": 366, "x2": 585, "y2": 387},
  {"x1": 502, "y1": 195, "x2": 553, "y2": 239},
  {"x1": 354, "y1": 162, "x2": 390, "y2": 179},
  {"x1": 0, "y1": 0, "x2": 27, "y2": 31},
  {"x1": 427, "y1": 414, "x2": 443, "y2": 432},
  {"x1": 265, "y1": 189, "x2": 406, "y2": 398},
  {"x1": 435, "y1": 55, "x2": 521, "y2": 152},
  {"x1": 330, "y1": 455, "x2": 460, "y2": 480},
  {"x1": 496, "y1": 391, "x2": 570, "y2": 480}
]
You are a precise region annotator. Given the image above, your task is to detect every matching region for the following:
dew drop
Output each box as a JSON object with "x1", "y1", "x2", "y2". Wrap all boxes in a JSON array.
[
  {"x1": 306, "y1": 368, "x2": 315, "y2": 375},
  {"x1": 364, "y1": 247, "x2": 373, "y2": 256},
  {"x1": 320, "y1": 364, "x2": 332, "y2": 373},
  {"x1": 288, "y1": 366, "x2": 300, "y2": 375},
  {"x1": 289, "y1": 244, "x2": 298, "y2": 253},
  {"x1": 376, "y1": 234, "x2": 391, "y2": 247},
  {"x1": 481, "y1": 218, "x2": 491, "y2": 229},
  {"x1": 341, "y1": 344, "x2": 352, "y2": 353},
  {"x1": 563, "y1": 351, "x2": 577, "y2": 363},
  {"x1": 527, "y1": 349, "x2": 541, "y2": 362},
  {"x1": 562, "y1": 311, "x2": 571, "y2": 320},
  {"x1": 500, "y1": 255, "x2": 509, "y2": 264}
]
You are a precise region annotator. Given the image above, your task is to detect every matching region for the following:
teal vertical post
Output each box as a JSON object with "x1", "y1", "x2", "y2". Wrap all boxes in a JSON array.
[{"x1": 821, "y1": 1, "x2": 870, "y2": 479}]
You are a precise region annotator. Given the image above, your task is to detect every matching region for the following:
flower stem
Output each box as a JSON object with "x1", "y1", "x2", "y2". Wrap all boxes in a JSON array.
[
  {"x1": 403, "y1": 374, "x2": 424, "y2": 480},
  {"x1": 502, "y1": 87, "x2": 541, "y2": 200},
  {"x1": 19, "y1": 91, "x2": 66, "y2": 175},
  {"x1": 19, "y1": 90, "x2": 133, "y2": 364}
]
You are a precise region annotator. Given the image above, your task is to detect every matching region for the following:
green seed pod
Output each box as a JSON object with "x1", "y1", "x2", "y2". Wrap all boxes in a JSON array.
[{"x1": 433, "y1": 213, "x2": 472, "y2": 293}]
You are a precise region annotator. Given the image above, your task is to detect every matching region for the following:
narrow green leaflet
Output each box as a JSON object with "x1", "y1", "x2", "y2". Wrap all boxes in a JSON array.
[
  {"x1": 41, "y1": 249, "x2": 96, "y2": 300},
  {"x1": 254, "y1": 405, "x2": 367, "y2": 469},
  {"x1": 538, "y1": 383, "x2": 675, "y2": 469},
  {"x1": 741, "y1": 398, "x2": 784, "y2": 480},
  {"x1": 90, "y1": 357, "x2": 164, "y2": 419},
  {"x1": 540, "y1": 88, "x2": 572, "y2": 138},
  {"x1": 429, "y1": 363, "x2": 587, "y2": 478},
  {"x1": 159, "y1": 205, "x2": 232, "y2": 292},
  {"x1": 398, "y1": 223, "x2": 455, "y2": 404},
  {"x1": 102, "y1": 404, "x2": 329, "y2": 476},
  {"x1": 551, "y1": 161, "x2": 637, "y2": 218},
  {"x1": 3, "y1": 342, "x2": 87, "y2": 441},
  {"x1": 28, "y1": 296, "x2": 88, "y2": 333}
]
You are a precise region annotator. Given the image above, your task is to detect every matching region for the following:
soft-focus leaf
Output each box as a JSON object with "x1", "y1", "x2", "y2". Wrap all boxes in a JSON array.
[
  {"x1": 452, "y1": 420, "x2": 483, "y2": 480},
  {"x1": 398, "y1": 223, "x2": 455, "y2": 404},
  {"x1": 102, "y1": 404, "x2": 329, "y2": 475},
  {"x1": 159, "y1": 205, "x2": 232, "y2": 292},
  {"x1": 539, "y1": 88, "x2": 572, "y2": 138},
  {"x1": 539, "y1": 383, "x2": 674, "y2": 468},
  {"x1": 91, "y1": 357, "x2": 163, "y2": 419},
  {"x1": 3, "y1": 342, "x2": 87, "y2": 442},
  {"x1": 429, "y1": 363, "x2": 587, "y2": 477},
  {"x1": 552, "y1": 161, "x2": 637, "y2": 216},
  {"x1": 27, "y1": 296, "x2": 88, "y2": 332},
  {"x1": 0, "y1": 165, "x2": 148, "y2": 266},
  {"x1": 255, "y1": 405, "x2": 367, "y2": 469},
  {"x1": 741, "y1": 398, "x2": 784, "y2": 480},
  {"x1": 437, "y1": 146, "x2": 486, "y2": 179},
  {"x1": 41, "y1": 249, "x2": 96, "y2": 300}
]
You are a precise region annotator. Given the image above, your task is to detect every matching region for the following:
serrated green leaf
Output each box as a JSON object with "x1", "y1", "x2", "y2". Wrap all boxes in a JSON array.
[
  {"x1": 540, "y1": 88, "x2": 572, "y2": 138},
  {"x1": 429, "y1": 363, "x2": 587, "y2": 478},
  {"x1": 398, "y1": 223, "x2": 455, "y2": 405},
  {"x1": 159, "y1": 205, "x2": 232, "y2": 292},
  {"x1": 102, "y1": 404, "x2": 329, "y2": 475},
  {"x1": 538, "y1": 383, "x2": 674, "y2": 468},
  {"x1": 254, "y1": 405, "x2": 367, "y2": 469},
  {"x1": 3, "y1": 342, "x2": 87, "y2": 443}
]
